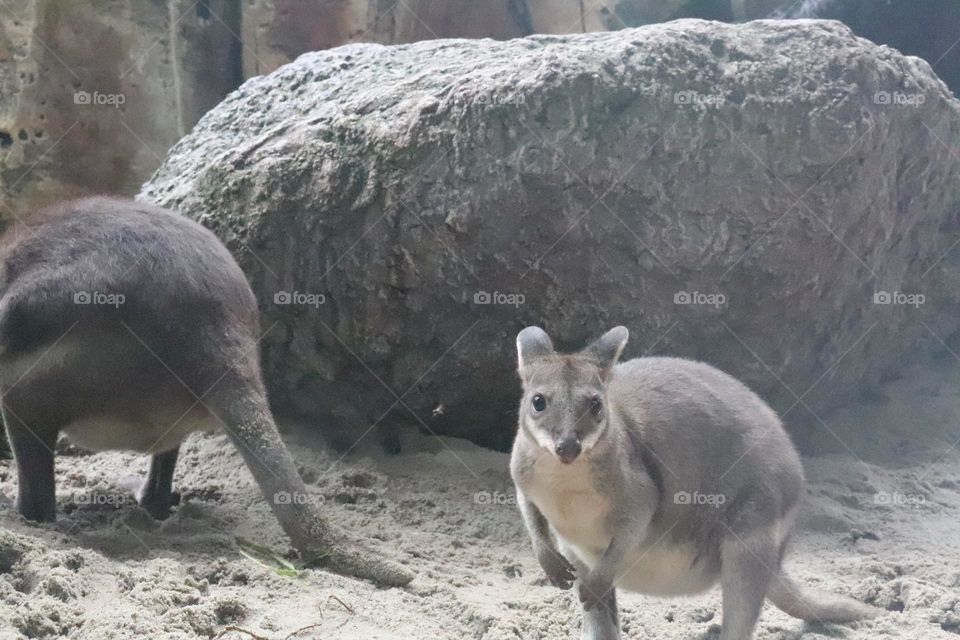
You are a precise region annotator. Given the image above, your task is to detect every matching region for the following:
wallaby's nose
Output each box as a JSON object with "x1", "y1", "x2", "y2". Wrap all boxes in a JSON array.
[{"x1": 555, "y1": 438, "x2": 582, "y2": 463}]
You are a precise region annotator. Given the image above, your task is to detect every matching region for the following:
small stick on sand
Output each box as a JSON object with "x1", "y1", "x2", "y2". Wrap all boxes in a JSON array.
[
  {"x1": 284, "y1": 623, "x2": 325, "y2": 639},
  {"x1": 214, "y1": 627, "x2": 270, "y2": 640},
  {"x1": 327, "y1": 594, "x2": 354, "y2": 613}
]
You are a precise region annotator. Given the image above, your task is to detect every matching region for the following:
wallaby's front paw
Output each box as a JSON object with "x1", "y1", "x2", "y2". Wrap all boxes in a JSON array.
[
  {"x1": 537, "y1": 548, "x2": 577, "y2": 589},
  {"x1": 578, "y1": 571, "x2": 611, "y2": 611}
]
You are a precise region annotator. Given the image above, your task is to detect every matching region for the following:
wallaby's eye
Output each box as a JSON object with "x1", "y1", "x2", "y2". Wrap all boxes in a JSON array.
[
  {"x1": 590, "y1": 396, "x2": 602, "y2": 416},
  {"x1": 532, "y1": 394, "x2": 547, "y2": 412}
]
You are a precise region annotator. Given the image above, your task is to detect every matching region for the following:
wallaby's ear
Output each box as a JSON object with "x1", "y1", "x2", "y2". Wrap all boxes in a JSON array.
[
  {"x1": 517, "y1": 326, "x2": 554, "y2": 373},
  {"x1": 585, "y1": 326, "x2": 629, "y2": 381}
]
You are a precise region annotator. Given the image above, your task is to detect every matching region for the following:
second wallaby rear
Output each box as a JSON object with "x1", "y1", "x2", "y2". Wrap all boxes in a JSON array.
[{"x1": 0, "y1": 197, "x2": 411, "y2": 587}]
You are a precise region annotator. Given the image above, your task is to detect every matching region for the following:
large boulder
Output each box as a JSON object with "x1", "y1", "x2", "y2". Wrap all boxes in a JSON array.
[{"x1": 140, "y1": 19, "x2": 960, "y2": 451}]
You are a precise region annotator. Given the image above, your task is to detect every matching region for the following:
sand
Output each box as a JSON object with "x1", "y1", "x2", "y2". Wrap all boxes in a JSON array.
[{"x1": 1, "y1": 354, "x2": 959, "y2": 639}]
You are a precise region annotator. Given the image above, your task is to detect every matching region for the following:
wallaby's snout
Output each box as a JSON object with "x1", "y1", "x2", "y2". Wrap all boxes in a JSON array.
[{"x1": 554, "y1": 436, "x2": 582, "y2": 463}]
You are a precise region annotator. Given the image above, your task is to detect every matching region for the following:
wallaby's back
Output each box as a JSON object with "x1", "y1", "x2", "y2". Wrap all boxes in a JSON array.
[
  {"x1": 611, "y1": 356, "x2": 804, "y2": 550},
  {"x1": 0, "y1": 197, "x2": 258, "y2": 386}
]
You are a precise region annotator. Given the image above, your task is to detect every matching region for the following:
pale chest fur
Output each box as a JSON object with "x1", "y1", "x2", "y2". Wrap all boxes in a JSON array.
[{"x1": 522, "y1": 453, "x2": 612, "y2": 554}]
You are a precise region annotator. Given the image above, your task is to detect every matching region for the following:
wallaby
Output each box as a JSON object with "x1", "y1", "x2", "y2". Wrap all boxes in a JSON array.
[
  {"x1": 0, "y1": 197, "x2": 411, "y2": 586},
  {"x1": 510, "y1": 326, "x2": 880, "y2": 639}
]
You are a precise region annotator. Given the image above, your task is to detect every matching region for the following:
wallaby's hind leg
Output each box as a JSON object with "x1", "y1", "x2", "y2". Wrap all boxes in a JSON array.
[
  {"x1": 3, "y1": 406, "x2": 57, "y2": 522},
  {"x1": 138, "y1": 447, "x2": 180, "y2": 520},
  {"x1": 568, "y1": 555, "x2": 620, "y2": 640},
  {"x1": 719, "y1": 527, "x2": 779, "y2": 640}
]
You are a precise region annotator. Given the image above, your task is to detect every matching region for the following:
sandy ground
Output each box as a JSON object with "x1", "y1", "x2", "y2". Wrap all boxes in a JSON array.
[{"x1": 1, "y1": 355, "x2": 959, "y2": 640}]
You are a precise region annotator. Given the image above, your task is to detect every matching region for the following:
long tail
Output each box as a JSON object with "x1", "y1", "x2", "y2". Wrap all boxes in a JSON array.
[
  {"x1": 766, "y1": 570, "x2": 882, "y2": 622},
  {"x1": 209, "y1": 375, "x2": 413, "y2": 587}
]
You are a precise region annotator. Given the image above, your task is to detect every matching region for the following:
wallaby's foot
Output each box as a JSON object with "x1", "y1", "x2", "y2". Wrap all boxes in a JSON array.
[
  {"x1": 580, "y1": 585, "x2": 620, "y2": 640},
  {"x1": 538, "y1": 547, "x2": 577, "y2": 589},
  {"x1": 137, "y1": 448, "x2": 181, "y2": 520},
  {"x1": 139, "y1": 489, "x2": 181, "y2": 521},
  {"x1": 569, "y1": 554, "x2": 620, "y2": 640}
]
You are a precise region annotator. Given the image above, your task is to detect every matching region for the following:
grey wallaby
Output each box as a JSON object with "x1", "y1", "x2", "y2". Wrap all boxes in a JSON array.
[
  {"x1": 0, "y1": 197, "x2": 410, "y2": 587},
  {"x1": 510, "y1": 326, "x2": 880, "y2": 639}
]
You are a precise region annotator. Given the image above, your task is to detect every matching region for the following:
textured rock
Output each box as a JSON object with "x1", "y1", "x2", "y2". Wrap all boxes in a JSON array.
[
  {"x1": 775, "y1": 0, "x2": 960, "y2": 95},
  {"x1": 141, "y1": 19, "x2": 960, "y2": 450},
  {"x1": 0, "y1": 0, "x2": 241, "y2": 219}
]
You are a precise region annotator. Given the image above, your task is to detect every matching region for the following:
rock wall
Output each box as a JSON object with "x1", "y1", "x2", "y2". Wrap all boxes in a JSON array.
[
  {"x1": 141, "y1": 20, "x2": 960, "y2": 450},
  {"x1": 0, "y1": 0, "x2": 241, "y2": 220},
  {"x1": 4, "y1": 1, "x2": 958, "y2": 225}
]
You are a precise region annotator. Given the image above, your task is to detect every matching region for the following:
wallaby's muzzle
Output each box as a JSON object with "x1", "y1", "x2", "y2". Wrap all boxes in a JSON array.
[{"x1": 555, "y1": 437, "x2": 582, "y2": 463}]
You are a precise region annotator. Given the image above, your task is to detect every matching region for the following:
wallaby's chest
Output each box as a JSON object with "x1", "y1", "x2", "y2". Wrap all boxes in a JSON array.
[{"x1": 523, "y1": 455, "x2": 612, "y2": 553}]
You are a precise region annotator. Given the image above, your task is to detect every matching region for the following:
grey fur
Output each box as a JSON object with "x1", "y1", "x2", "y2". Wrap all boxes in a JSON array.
[
  {"x1": 510, "y1": 326, "x2": 880, "y2": 639},
  {"x1": 0, "y1": 197, "x2": 411, "y2": 587}
]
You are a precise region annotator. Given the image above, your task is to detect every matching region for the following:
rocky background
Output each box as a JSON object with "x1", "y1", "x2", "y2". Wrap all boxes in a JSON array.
[
  {"x1": 3, "y1": 0, "x2": 960, "y2": 219},
  {"x1": 141, "y1": 19, "x2": 960, "y2": 450},
  {"x1": 2, "y1": 6, "x2": 960, "y2": 639},
  {"x1": 3, "y1": 0, "x2": 960, "y2": 451}
]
